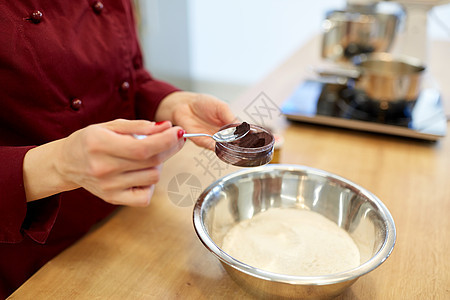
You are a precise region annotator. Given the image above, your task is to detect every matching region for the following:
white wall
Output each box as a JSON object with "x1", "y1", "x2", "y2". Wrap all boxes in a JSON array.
[
  {"x1": 138, "y1": 0, "x2": 192, "y2": 90},
  {"x1": 188, "y1": 0, "x2": 346, "y2": 86},
  {"x1": 429, "y1": 4, "x2": 450, "y2": 40}
]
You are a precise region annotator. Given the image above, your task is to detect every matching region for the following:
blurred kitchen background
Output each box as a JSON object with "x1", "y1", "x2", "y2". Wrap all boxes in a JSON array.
[{"x1": 134, "y1": 0, "x2": 450, "y2": 103}]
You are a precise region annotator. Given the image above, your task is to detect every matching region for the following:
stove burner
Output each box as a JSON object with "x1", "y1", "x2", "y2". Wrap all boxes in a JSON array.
[
  {"x1": 336, "y1": 87, "x2": 414, "y2": 126},
  {"x1": 281, "y1": 80, "x2": 447, "y2": 141}
]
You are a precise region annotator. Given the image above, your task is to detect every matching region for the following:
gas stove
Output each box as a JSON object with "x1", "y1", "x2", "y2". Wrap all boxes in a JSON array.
[{"x1": 281, "y1": 80, "x2": 447, "y2": 141}]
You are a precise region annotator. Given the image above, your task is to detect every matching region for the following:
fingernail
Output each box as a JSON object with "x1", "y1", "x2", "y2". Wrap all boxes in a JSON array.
[
  {"x1": 156, "y1": 121, "x2": 168, "y2": 126},
  {"x1": 177, "y1": 129, "x2": 185, "y2": 139}
]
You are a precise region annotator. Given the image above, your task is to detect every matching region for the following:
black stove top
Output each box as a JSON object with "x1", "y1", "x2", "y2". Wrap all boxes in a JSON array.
[{"x1": 281, "y1": 80, "x2": 447, "y2": 140}]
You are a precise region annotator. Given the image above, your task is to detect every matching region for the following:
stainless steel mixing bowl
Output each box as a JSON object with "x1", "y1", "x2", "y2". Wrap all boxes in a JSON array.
[{"x1": 193, "y1": 165, "x2": 396, "y2": 299}]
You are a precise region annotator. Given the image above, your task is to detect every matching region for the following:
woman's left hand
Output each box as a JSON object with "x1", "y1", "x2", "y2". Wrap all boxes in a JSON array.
[{"x1": 155, "y1": 91, "x2": 236, "y2": 150}]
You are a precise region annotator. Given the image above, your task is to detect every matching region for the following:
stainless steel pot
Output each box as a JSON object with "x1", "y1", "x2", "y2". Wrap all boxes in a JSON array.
[
  {"x1": 317, "y1": 53, "x2": 426, "y2": 102},
  {"x1": 322, "y1": 9, "x2": 400, "y2": 62},
  {"x1": 354, "y1": 53, "x2": 425, "y2": 102}
]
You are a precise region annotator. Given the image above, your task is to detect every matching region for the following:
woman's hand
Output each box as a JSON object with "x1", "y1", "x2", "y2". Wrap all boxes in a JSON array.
[
  {"x1": 155, "y1": 91, "x2": 236, "y2": 150},
  {"x1": 23, "y1": 119, "x2": 185, "y2": 206}
]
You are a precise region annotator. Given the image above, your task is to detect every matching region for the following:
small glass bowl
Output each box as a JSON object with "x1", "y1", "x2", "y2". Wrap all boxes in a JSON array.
[{"x1": 215, "y1": 123, "x2": 275, "y2": 167}]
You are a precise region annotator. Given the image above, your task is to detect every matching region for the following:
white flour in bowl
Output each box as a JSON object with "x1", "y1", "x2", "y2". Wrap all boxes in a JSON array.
[{"x1": 221, "y1": 208, "x2": 360, "y2": 276}]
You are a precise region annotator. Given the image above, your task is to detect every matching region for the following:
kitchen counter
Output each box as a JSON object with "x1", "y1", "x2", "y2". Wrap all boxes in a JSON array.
[{"x1": 9, "y1": 39, "x2": 450, "y2": 299}]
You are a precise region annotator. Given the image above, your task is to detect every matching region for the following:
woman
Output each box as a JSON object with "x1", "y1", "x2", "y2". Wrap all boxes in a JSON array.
[{"x1": 0, "y1": 1, "x2": 235, "y2": 297}]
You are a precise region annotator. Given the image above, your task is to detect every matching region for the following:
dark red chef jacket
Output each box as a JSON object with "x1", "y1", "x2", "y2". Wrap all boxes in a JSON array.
[{"x1": 0, "y1": 1, "x2": 179, "y2": 297}]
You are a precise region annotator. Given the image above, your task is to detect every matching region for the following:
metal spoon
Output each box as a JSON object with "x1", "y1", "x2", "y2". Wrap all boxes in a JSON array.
[
  {"x1": 184, "y1": 122, "x2": 250, "y2": 143},
  {"x1": 133, "y1": 122, "x2": 251, "y2": 143}
]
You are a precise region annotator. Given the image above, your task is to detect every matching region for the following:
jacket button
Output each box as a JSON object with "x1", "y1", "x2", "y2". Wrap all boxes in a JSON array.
[
  {"x1": 29, "y1": 10, "x2": 43, "y2": 24},
  {"x1": 120, "y1": 81, "x2": 130, "y2": 93},
  {"x1": 92, "y1": 1, "x2": 104, "y2": 14},
  {"x1": 70, "y1": 98, "x2": 82, "y2": 111},
  {"x1": 119, "y1": 81, "x2": 130, "y2": 100}
]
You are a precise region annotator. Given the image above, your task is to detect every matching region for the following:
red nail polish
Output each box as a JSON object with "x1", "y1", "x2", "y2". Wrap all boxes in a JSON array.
[
  {"x1": 156, "y1": 121, "x2": 168, "y2": 126},
  {"x1": 177, "y1": 129, "x2": 185, "y2": 139}
]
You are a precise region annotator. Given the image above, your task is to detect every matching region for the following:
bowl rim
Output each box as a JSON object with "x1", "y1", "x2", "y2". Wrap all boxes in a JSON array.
[{"x1": 193, "y1": 164, "x2": 396, "y2": 285}]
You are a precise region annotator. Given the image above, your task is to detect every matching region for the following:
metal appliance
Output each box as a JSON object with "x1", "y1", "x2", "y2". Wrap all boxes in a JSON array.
[{"x1": 282, "y1": 0, "x2": 448, "y2": 141}]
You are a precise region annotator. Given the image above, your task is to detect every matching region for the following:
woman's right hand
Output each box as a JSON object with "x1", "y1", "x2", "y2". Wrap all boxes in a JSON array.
[{"x1": 23, "y1": 119, "x2": 185, "y2": 206}]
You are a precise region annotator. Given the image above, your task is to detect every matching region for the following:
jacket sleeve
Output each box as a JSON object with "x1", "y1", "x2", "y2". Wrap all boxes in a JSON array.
[{"x1": 0, "y1": 146, "x2": 60, "y2": 244}]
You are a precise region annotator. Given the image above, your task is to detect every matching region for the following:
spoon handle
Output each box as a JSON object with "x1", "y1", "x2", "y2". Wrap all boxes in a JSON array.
[
  {"x1": 133, "y1": 134, "x2": 148, "y2": 140},
  {"x1": 133, "y1": 133, "x2": 213, "y2": 140},
  {"x1": 183, "y1": 133, "x2": 213, "y2": 138}
]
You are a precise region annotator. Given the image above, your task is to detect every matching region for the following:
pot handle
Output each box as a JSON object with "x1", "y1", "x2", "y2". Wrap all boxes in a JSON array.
[{"x1": 314, "y1": 66, "x2": 361, "y2": 79}]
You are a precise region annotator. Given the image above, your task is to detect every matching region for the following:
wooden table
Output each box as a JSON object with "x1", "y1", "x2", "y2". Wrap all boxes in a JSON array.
[{"x1": 10, "y1": 38, "x2": 450, "y2": 299}]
